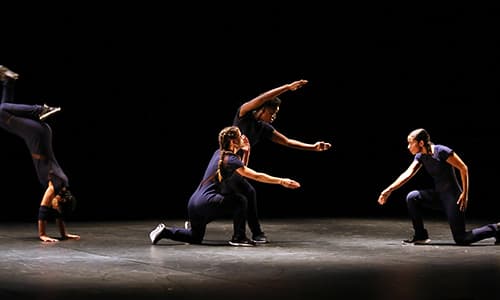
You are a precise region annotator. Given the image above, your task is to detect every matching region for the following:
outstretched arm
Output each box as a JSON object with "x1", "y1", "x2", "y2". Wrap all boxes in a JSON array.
[
  {"x1": 377, "y1": 160, "x2": 421, "y2": 205},
  {"x1": 271, "y1": 130, "x2": 332, "y2": 152},
  {"x1": 238, "y1": 80, "x2": 308, "y2": 117},
  {"x1": 236, "y1": 166, "x2": 300, "y2": 189}
]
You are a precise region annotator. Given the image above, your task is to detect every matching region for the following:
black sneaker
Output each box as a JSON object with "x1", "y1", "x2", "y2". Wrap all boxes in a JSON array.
[
  {"x1": 39, "y1": 104, "x2": 61, "y2": 121},
  {"x1": 229, "y1": 237, "x2": 256, "y2": 247},
  {"x1": 149, "y1": 223, "x2": 166, "y2": 245},
  {"x1": 252, "y1": 233, "x2": 269, "y2": 244},
  {"x1": 402, "y1": 236, "x2": 431, "y2": 245},
  {"x1": 0, "y1": 65, "x2": 19, "y2": 81}
]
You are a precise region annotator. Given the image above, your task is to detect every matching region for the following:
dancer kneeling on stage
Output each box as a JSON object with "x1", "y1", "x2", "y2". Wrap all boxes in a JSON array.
[
  {"x1": 149, "y1": 125, "x2": 300, "y2": 247},
  {"x1": 377, "y1": 128, "x2": 500, "y2": 245}
]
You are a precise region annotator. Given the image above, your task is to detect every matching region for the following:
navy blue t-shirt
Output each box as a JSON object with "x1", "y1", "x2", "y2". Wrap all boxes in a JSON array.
[
  {"x1": 191, "y1": 149, "x2": 244, "y2": 201},
  {"x1": 233, "y1": 107, "x2": 275, "y2": 147},
  {"x1": 414, "y1": 144, "x2": 461, "y2": 193}
]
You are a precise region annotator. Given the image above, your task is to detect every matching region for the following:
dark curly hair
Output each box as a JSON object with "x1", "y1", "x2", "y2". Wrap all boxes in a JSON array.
[{"x1": 58, "y1": 189, "x2": 77, "y2": 218}]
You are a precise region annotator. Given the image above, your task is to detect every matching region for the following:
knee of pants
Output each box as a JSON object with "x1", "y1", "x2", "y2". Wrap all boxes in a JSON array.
[
  {"x1": 453, "y1": 237, "x2": 470, "y2": 246},
  {"x1": 190, "y1": 225, "x2": 206, "y2": 244},
  {"x1": 406, "y1": 190, "x2": 421, "y2": 204},
  {"x1": 452, "y1": 231, "x2": 471, "y2": 246}
]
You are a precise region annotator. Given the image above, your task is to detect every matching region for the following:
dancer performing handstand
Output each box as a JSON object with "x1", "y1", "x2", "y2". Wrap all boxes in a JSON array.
[{"x1": 0, "y1": 65, "x2": 78, "y2": 242}]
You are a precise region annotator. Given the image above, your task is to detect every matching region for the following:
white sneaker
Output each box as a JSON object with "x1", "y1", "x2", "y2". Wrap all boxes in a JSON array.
[
  {"x1": 39, "y1": 104, "x2": 61, "y2": 121},
  {"x1": 149, "y1": 223, "x2": 166, "y2": 245}
]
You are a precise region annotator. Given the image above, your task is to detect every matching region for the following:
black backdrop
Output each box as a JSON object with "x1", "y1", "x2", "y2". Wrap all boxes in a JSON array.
[{"x1": 1, "y1": 4, "x2": 499, "y2": 221}]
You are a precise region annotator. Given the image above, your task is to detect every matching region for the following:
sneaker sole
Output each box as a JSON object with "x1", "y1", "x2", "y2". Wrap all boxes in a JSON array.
[
  {"x1": 402, "y1": 238, "x2": 431, "y2": 245},
  {"x1": 252, "y1": 239, "x2": 269, "y2": 244},
  {"x1": 228, "y1": 241, "x2": 256, "y2": 247},
  {"x1": 40, "y1": 107, "x2": 61, "y2": 121}
]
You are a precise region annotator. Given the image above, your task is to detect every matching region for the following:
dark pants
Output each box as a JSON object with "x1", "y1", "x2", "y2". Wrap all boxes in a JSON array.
[
  {"x1": 162, "y1": 192, "x2": 249, "y2": 244},
  {"x1": 406, "y1": 189, "x2": 497, "y2": 245},
  {"x1": 224, "y1": 174, "x2": 263, "y2": 236},
  {"x1": 0, "y1": 102, "x2": 69, "y2": 193}
]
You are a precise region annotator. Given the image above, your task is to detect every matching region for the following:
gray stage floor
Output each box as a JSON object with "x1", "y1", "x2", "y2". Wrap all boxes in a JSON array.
[{"x1": 1, "y1": 217, "x2": 499, "y2": 300}]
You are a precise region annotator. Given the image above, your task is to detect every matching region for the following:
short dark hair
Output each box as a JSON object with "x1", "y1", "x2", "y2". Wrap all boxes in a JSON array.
[{"x1": 261, "y1": 97, "x2": 281, "y2": 110}]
